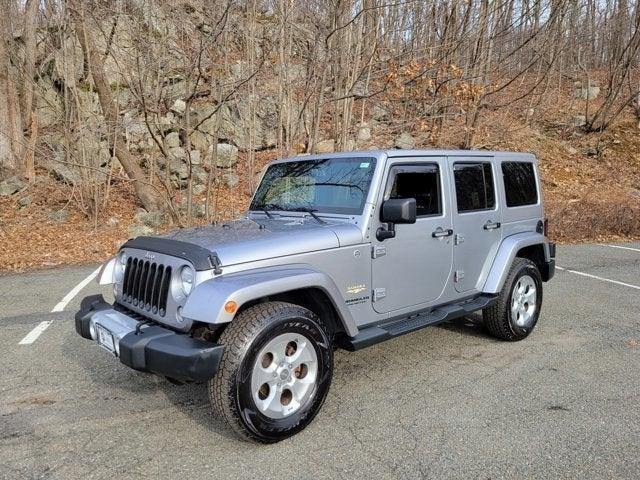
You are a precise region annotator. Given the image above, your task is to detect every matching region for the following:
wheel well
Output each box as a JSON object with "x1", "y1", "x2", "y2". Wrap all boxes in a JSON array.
[
  {"x1": 237, "y1": 288, "x2": 344, "y2": 339},
  {"x1": 516, "y1": 244, "x2": 545, "y2": 277}
]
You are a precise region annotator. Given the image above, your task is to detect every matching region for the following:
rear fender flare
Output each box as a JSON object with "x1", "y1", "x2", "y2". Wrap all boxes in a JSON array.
[{"x1": 483, "y1": 232, "x2": 550, "y2": 294}]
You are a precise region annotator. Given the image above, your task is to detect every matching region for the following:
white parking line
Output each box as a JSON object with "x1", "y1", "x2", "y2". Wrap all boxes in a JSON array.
[
  {"x1": 18, "y1": 321, "x2": 54, "y2": 345},
  {"x1": 600, "y1": 244, "x2": 640, "y2": 253},
  {"x1": 556, "y1": 266, "x2": 640, "y2": 291},
  {"x1": 18, "y1": 267, "x2": 101, "y2": 346},
  {"x1": 51, "y1": 267, "x2": 101, "y2": 312}
]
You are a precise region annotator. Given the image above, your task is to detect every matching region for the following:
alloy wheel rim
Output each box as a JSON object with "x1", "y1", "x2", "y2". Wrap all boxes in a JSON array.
[
  {"x1": 510, "y1": 274, "x2": 537, "y2": 328},
  {"x1": 250, "y1": 332, "x2": 318, "y2": 419}
]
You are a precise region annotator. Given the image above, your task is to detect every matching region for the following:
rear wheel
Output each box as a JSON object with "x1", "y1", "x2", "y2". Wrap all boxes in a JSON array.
[
  {"x1": 209, "y1": 302, "x2": 333, "y2": 443},
  {"x1": 483, "y1": 257, "x2": 543, "y2": 341}
]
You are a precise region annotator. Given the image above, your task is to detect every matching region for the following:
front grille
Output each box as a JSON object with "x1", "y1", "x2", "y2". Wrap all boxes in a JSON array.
[{"x1": 122, "y1": 257, "x2": 172, "y2": 316}]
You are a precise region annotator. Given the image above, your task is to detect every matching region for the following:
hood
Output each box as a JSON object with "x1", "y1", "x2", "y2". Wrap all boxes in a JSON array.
[{"x1": 161, "y1": 217, "x2": 363, "y2": 266}]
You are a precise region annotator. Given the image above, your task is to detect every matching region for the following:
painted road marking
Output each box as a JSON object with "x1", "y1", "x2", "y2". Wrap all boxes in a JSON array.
[
  {"x1": 556, "y1": 266, "x2": 640, "y2": 291},
  {"x1": 600, "y1": 244, "x2": 640, "y2": 253},
  {"x1": 51, "y1": 267, "x2": 101, "y2": 312},
  {"x1": 18, "y1": 321, "x2": 54, "y2": 345},
  {"x1": 18, "y1": 267, "x2": 101, "y2": 345}
]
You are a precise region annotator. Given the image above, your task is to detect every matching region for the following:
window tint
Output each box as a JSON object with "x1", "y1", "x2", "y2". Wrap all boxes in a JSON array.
[
  {"x1": 386, "y1": 165, "x2": 441, "y2": 216},
  {"x1": 502, "y1": 162, "x2": 538, "y2": 207},
  {"x1": 453, "y1": 162, "x2": 495, "y2": 212}
]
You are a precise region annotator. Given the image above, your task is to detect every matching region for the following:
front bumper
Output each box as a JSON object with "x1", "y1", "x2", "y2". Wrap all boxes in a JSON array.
[{"x1": 75, "y1": 295, "x2": 223, "y2": 382}]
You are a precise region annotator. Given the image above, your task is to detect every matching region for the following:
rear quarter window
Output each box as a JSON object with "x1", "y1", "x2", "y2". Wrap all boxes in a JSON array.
[{"x1": 502, "y1": 162, "x2": 538, "y2": 207}]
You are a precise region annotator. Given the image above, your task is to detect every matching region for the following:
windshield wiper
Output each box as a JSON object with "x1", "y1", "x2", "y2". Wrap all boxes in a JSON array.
[{"x1": 289, "y1": 207, "x2": 327, "y2": 224}]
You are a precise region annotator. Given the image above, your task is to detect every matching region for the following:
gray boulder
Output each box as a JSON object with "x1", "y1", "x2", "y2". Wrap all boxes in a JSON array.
[
  {"x1": 171, "y1": 99, "x2": 186, "y2": 114},
  {"x1": 356, "y1": 124, "x2": 372, "y2": 143},
  {"x1": 189, "y1": 150, "x2": 201, "y2": 165},
  {"x1": 49, "y1": 210, "x2": 69, "y2": 223},
  {"x1": 314, "y1": 139, "x2": 335, "y2": 153},
  {"x1": 134, "y1": 210, "x2": 165, "y2": 228},
  {"x1": 169, "y1": 147, "x2": 187, "y2": 161},
  {"x1": 190, "y1": 130, "x2": 210, "y2": 153},
  {"x1": 18, "y1": 196, "x2": 32, "y2": 207},
  {"x1": 372, "y1": 104, "x2": 390, "y2": 121},
  {"x1": 395, "y1": 132, "x2": 415, "y2": 150},
  {"x1": 128, "y1": 224, "x2": 155, "y2": 237},
  {"x1": 0, "y1": 176, "x2": 25, "y2": 196},
  {"x1": 222, "y1": 172, "x2": 240, "y2": 188},
  {"x1": 165, "y1": 132, "x2": 181, "y2": 148},
  {"x1": 215, "y1": 143, "x2": 239, "y2": 168}
]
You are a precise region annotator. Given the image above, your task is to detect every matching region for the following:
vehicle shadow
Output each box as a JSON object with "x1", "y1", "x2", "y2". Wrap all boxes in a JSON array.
[
  {"x1": 157, "y1": 380, "x2": 242, "y2": 442},
  {"x1": 435, "y1": 313, "x2": 493, "y2": 339},
  {"x1": 65, "y1": 343, "x2": 241, "y2": 442}
]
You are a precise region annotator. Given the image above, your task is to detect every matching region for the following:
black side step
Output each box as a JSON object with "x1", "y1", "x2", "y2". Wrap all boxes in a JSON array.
[{"x1": 340, "y1": 294, "x2": 497, "y2": 351}]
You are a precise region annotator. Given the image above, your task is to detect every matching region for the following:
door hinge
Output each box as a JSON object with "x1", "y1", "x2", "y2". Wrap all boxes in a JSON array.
[
  {"x1": 454, "y1": 270, "x2": 465, "y2": 282},
  {"x1": 372, "y1": 244, "x2": 386, "y2": 259},
  {"x1": 373, "y1": 288, "x2": 386, "y2": 302},
  {"x1": 455, "y1": 234, "x2": 465, "y2": 245}
]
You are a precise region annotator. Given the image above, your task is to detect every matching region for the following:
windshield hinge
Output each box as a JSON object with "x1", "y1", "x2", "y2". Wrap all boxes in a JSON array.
[
  {"x1": 371, "y1": 245, "x2": 386, "y2": 259},
  {"x1": 209, "y1": 255, "x2": 223, "y2": 275},
  {"x1": 373, "y1": 288, "x2": 387, "y2": 302}
]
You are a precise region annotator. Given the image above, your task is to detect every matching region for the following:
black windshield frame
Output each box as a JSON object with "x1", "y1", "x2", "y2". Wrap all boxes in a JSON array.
[{"x1": 250, "y1": 157, "x2": 377, "y2": 215}]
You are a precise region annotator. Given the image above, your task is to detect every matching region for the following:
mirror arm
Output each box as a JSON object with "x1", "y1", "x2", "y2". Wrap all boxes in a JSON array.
[{"x1": 376, "y1": 222, "x2": 396, "y2": 241}]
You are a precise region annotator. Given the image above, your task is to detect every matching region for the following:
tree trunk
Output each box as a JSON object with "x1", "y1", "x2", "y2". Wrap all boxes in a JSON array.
[
  {"x1": 72, "y1": 11, "x2": 160, "y2": 212},
  {"x1": 21, "y1": 0, "x2": 39, "y2": 180}
]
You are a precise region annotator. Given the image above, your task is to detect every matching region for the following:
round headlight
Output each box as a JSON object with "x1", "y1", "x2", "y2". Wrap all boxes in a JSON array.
[
  {"x1": 114, "y1": 252, "x2": 127, "y2": 282},
  {"x1": 180, "y1": 265, "x2": 194, "y2": 295}
]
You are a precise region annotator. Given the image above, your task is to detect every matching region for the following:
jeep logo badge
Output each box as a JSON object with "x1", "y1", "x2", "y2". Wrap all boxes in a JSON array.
[{"x1": 144, "y1": 252, "x2": 155, "y2": 260}]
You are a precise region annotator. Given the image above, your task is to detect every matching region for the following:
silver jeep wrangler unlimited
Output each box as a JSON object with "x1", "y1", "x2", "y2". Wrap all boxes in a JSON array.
[{"x1": 76, "y1": 150, "x2": 555, "y2": 442}]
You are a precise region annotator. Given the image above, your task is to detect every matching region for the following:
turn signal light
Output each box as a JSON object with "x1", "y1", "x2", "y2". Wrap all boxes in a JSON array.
[{"x1": 224, "y1": 301, "x2": 238, "y2": 314}]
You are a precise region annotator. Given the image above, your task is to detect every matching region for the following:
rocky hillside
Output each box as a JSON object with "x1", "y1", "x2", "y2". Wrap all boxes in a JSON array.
[{"x1": 0, "y1": 1, "x2": 639, "y2": 271}]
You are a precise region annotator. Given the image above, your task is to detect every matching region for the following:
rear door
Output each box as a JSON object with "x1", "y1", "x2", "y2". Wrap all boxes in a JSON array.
[
  {"x1": 371, "y1": 159, "x2": 453, "y2": 313},
  {"x1": 449, "y1": 158, "x2": 502, "y2": 293}
]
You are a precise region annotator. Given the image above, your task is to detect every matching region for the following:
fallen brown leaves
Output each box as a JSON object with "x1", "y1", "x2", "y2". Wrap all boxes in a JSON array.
[{"x1": 2, "y1": 117, "x2": 639, "y2": 274}]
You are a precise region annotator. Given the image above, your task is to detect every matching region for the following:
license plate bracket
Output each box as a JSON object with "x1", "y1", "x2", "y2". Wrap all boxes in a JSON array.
[{"x1": 96, "y1": 324, "x2": 116, "y2": 355}]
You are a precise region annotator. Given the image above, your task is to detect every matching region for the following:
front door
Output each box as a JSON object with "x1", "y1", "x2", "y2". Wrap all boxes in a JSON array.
[
  {"x1": 449, "y1": 159, "x2": 502, "y2": 293},
  {"x1": 371, "y1": 159, "x2": 453, "y2": 314}
]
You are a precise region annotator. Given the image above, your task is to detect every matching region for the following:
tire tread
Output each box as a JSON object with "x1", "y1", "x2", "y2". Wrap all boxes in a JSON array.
[
  {"x1": 483, "y1": 257, "x2": 541, "y2": 341},
  {"x1": 208, "y1": 301, "x2": 321, "y2": 442}
]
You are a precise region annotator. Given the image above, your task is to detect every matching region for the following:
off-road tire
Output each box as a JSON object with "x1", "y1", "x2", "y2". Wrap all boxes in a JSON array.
[
  {"x1": 208, "y1": 301, "x2": 333, "y2": 443},
  {"x1": 483, "y1": 257, "x2": 543, "y2": 341}
]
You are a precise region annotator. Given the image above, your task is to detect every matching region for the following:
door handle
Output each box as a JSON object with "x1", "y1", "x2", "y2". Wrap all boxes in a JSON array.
[
  {"x1": 483, "y1": 221, "x2": 501, "y2": 230},
  {"x1": 432, "y1": 228, "x2": 454, "y2": 238}
]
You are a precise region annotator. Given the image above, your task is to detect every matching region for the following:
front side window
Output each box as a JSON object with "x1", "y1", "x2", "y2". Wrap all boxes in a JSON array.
[
  {"x1": 454, "y1": 162, "x2": 495, "y2": 212},
  {"x1": 502, "y1": 162, "x2": 538, "y2": 207},
  {"x1": 251, "y1": 157, "x2": 376, "y2": 215},
  {"x1": 385, "y1": 164, "x2": 441, "y2": 216}
]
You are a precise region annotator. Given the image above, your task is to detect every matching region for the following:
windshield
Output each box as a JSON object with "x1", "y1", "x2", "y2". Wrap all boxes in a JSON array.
[{"x1": 250, "y1": 157, "x2": 377, "y2": 215}]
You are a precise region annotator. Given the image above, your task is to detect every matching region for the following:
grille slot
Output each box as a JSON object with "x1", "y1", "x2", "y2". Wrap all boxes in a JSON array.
[{"x1": 122, "y1": 257, "x2": 171, "y2": 317}]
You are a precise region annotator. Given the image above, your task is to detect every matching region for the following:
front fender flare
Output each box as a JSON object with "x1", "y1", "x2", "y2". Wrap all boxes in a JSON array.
[
  {"x1": 483, "y1": 232, "x2": 549, "y2": 294},
  {"x1": 181, "y1": 265, "x2": 359, "y2": 337}
]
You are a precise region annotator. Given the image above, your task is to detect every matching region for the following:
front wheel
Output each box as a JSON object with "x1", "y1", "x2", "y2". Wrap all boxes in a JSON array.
[
  {"x1": 483, "y1": 257, "x2": 543, "y2": 341},
  {"x1": 209, "y1": 302, "x2": 333, "y2": 443}
]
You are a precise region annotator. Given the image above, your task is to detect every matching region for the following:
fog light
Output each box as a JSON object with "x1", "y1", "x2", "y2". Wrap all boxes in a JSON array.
[{"x1": 176, "y1": 306, "x2": 184, "y2": 323}]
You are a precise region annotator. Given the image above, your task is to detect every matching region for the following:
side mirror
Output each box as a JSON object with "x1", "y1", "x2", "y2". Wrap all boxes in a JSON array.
[
  {"x1": 377, "y1": 198, "x2": 417, "y2": 241},
  {"x1": 381, "y1": 198, "x2": 417, "y2": 224}
]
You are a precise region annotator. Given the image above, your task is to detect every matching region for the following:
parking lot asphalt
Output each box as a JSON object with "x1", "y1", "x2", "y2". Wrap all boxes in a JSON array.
[{"x1": 1, "y1": 242, "x2": 639, "y2": 479}]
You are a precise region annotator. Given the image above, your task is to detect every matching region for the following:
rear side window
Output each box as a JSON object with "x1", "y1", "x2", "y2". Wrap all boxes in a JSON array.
[
  {"x1": 502, "y1": 162, "x2": 538, "y2": 207},
  {"x1": 386, "y1": 164, "x2": 441, "y2": 216},
  {"x1": 453, "y1": 163, "x2": 495, "y2": 212}
]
